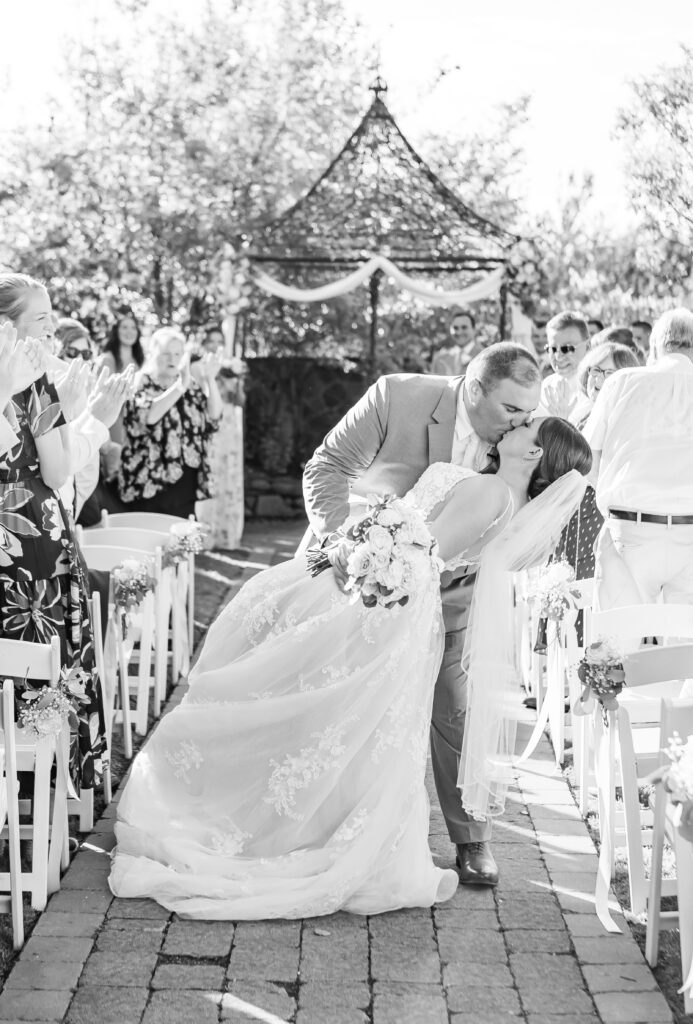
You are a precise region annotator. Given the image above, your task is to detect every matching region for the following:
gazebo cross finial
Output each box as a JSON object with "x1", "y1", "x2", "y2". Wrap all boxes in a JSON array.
[{"x1": 369, "y1": 74, "x2": 388, "y2": 100}]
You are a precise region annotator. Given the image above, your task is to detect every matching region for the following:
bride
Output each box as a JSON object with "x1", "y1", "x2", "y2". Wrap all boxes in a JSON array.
[{"x1": 109, "y1": 416, "x2": 591, "y2": 919}]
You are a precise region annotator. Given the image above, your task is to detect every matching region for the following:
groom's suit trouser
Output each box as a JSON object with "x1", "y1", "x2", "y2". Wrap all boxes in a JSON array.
[{"x1": 431, "y1": 626, "x2": 492, "y2": 845}]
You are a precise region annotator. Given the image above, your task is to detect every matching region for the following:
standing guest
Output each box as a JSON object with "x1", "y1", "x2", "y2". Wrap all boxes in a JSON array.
[
  {"x1": 584, "y1": 308, "x2": 693, "y2": 617},
  {"x1": 570, "y1": 342, "x2": 642, "y2": 430},
  {"x1": 118, "y1": 327, "x2": 221, "y2": 518},
  {"x1": 97, "y1": 308, "x2": 145, "y2": 444},
  {"x1": 539, "y1": 311, "x2": 589, "y2": 419},
  {"x1": 0, "y1": 273, "x2": 106, "y2": 792},
  {"x1": 54, "y1": 318, "x2": 94, "y2": 363},
  {"x1": 631, "y1": 320, "x2": 652, "y2": 360},
  {"x1": 587, "y1": 318, "x2": 604, "y2": 338},
  {"x1": 589, "y1": 324, "x2": 642, "y2": 360},
  {"x1": 195, "y1": 324, "x2": 246, "y2": 548},
  {"x1": 430, "y1": 311, "x2": 478, "y2": 375}
]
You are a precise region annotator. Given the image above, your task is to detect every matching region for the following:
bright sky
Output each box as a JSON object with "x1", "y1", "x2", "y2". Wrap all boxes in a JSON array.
[{"x1": 3, "y1": 0, "x2": 693, "y2": 228}]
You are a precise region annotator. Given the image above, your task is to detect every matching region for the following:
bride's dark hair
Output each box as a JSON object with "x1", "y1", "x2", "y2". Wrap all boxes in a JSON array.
[{"x1": 528, "y1": 417, "x2": 592, "y2": 498}]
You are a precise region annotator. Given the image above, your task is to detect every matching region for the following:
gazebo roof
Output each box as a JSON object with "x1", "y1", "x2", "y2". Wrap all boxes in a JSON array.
[{"x1": 251, "y1": 79, "x2": 517, "y2": 270}]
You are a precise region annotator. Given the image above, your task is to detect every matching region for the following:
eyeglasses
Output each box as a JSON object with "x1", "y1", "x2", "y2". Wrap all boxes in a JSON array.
[
  {"x1": 587, "y1": 367, "x2": 617, "y2": 382},
  {"x1": 545, "y1": 345, "x2": 577, "y2": 355},
  {"x1": 63, "y1": 347, "x2": 92, "y2": 361}
]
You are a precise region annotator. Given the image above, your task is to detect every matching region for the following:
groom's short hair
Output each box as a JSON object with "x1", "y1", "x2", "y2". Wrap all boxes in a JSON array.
[{"x1": 468, "y1": 342, "x2": 541, "y2": 392}]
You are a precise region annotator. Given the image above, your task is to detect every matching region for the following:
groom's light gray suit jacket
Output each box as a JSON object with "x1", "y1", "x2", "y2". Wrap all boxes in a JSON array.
[{"x1": 304, "y1": 373, "x2": 463, "y2": 542}]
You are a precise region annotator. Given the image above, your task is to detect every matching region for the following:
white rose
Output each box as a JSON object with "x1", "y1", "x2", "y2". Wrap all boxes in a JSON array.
[
  {"x1": 367, "y1": 525, "x2": 394, "y2": 556},
  {"x1": 347, "y1": 545, "x2": 373, "y2": 579},
  {"x1": 377, "y1": 507, "x2": 404, "y2": 528}
]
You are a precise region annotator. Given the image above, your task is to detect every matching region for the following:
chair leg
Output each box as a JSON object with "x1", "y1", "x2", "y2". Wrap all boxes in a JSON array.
[
  {"x1": 617, "y1": 708, "x2": 648, "y2": 918},
  {"x1": 673, "y1": 824, "x2": 693, "y2": 1014},
  {"x1": 135, "y1": 596, "x2": 154, "y2": 736},
  {"x1": 30, "y1": 742, "x2": 52, "y2": 911},
  {"x1": 117, "y1": 631, "x2": 133, "y2": 760},
  {"x1": 645, "y1": 784, "x2": 667, "y2": 966},
  {"x1": 78, "y1": 787, "x2": 94, "y2": 833}
]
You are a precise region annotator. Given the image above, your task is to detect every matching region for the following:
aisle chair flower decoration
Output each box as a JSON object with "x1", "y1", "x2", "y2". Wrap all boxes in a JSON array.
[
  {"x1": 527, "y1": 558, "x2": 581, "y2": 623},
  {"x1": 18, "y1": 665, "x2": 90, "y2": 740},
  {"x1": 573, "y1": 637, "x2": 626, "y2": 715},
  {"x1": 306, "y1": 494, "x2": 442, "y2": 610},
  {"x1": 648, "y1": 733, "x2": 693, "y2": 845},
  {"x1": 112, "y1": 557, "x2": 157, "y2": 638},
  {"x1": 162, "y1": 521, "x2": 209, "y2": 568}
]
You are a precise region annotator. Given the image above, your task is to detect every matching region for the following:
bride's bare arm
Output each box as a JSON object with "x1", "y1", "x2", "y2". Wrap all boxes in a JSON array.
[{"x1": 428, "y1": 475, "x2": 510, "y2": 565}]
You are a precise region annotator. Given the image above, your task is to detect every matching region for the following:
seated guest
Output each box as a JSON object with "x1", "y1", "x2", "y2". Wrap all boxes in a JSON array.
[
  {"x1": 539, "y1": 310, "x2": 589, "y2": 419},
  {"x1": 118, "y1": 327, "x2": 222, "y2": 518},
  {"x1": 570, "y1": 342, "x2": 642, "y2": 430},
  {"x1": 587, "y1": 318, "x2": 604, "y2": 338},
  {"x1": 589, "y1": 324, "x2": 642, "y2": 359}
]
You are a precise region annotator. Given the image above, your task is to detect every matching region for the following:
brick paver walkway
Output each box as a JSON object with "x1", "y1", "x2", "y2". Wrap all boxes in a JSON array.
[{"x1": 0, "y1": 520, "x2": 678, "y2": 1023}]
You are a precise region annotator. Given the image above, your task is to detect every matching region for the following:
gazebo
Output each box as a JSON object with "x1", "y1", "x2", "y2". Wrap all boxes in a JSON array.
[{"x1": 247, "y1": 78, "x2": 519, "y2": 374}]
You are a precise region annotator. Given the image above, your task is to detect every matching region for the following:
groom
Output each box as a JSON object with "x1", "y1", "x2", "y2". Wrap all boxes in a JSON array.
[{"x1": 303, "y1": 342, "x2": 542, "y2": 885}]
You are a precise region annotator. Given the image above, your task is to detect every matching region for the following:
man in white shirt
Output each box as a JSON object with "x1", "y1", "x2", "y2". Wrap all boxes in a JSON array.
[
  {"x1": 539, "y1": 311, "x2": 590, "y2": 419},
  {"x1": 583, "y1": 308, "x2": 693, "y2": 612}
]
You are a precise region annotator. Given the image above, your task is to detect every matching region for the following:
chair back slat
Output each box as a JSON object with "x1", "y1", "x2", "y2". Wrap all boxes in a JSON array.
[
  {"x1": 82, "y1": 544, "x2": 157, "y2": 574},
  {"x1": 0, "y1": 636, "x2": 60, "y2": 684},
  {"x1": 660, "y1": 697, "x2": 693, "y2": 749},
  {"x1": 102, "y1": 511, "x2": 193, "y2": 532},
  {"x1": 80, "y1": 527, "x2": 167, "y2": 552},
  {"x1": 593, "y1": 604, "x2": 693, "y2": 643},
  {"x1": 624, "y1": 644, "x2": 693, "y2": 690}
]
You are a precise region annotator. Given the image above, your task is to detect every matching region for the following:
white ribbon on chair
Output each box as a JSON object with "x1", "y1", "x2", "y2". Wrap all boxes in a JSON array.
[{"x1": 592, "y1": 706, "x2": 623, "y2": 932}]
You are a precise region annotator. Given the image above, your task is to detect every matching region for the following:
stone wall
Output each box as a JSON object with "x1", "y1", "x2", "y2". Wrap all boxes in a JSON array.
[{"x1": 244, "y1": 356, "x2": 367, "y2": 519}]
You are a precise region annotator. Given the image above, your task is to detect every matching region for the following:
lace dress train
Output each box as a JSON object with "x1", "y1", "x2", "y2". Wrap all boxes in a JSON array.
[{"x1": 110, "y1": 544, "x2": 459, "y2": 918}]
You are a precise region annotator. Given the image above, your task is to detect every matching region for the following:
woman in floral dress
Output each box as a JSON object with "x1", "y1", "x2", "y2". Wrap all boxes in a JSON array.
[
  {"x1": 0, "y1": 272, "x2": 106, "y2": 790},
  {"x1": 118, "y1": 327, "x2": 221, "y2": 518}
]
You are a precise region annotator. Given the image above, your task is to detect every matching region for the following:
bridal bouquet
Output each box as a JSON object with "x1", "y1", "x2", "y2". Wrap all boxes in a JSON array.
[
  {"x1": 307, "y1": 495, "x2": 441, "y2": 609},
  {"x1": 162, "y1": 521, "x2": 209, "y2": 568},
  {"x1": 574, "y1": 638, "x2": 625, "y2": 713},
  {"x1": 648, "y1": 733, "x2": 693, "y2": 845},
  {"x1": 18, "y1": 666, "x2": 89, "y2": 740},
  {"x1": 527, "y1": 559, "x2": 581, "y2": 622},
  {"x1": 113, "y1": 557, "x2": 157, "y2": 636}
]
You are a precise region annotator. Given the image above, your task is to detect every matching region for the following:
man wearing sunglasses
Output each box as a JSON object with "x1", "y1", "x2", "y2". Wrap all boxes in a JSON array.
[{"x1": 538, "y1": 310, "x2": 590, "y2": 419}]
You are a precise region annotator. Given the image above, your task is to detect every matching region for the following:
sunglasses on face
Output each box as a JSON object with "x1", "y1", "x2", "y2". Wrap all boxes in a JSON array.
[
  {"x1": 64, "y1": 347, "x2": 92, "y2": 361},
  {"x1": 545, "y1": 345, "x2": 577, "y2": 355},
  {"x1": 587, "y1": 367, "x2": 616, "y2": 382}
]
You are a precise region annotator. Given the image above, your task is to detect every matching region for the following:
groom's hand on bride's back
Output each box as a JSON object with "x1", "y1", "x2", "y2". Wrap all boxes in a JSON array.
[{"x1": 325, "y1": 539, "x2": 351, "y2": 589}]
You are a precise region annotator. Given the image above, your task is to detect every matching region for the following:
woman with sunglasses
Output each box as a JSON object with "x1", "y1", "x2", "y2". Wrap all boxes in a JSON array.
[{"x1": 55, "y1": 318, "x2": 95, "y2": 363}]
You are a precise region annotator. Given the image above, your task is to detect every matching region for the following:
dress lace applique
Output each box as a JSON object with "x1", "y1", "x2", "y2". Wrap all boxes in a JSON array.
[
  {"x1": 264, "y1": 720, "x2": 355, "y2": 820},
  {"x1": 404, "y1": 463, "x2": 478, "y2": 520},
  {"x1": 207, "y1": 818, "x2": 251, "y2": 856},
  {"x1": 329, "y1": 808, "x2": 370, "y2": 847},
  {"x1": 165, "y1": 740, "x2": 204, "y2": 783}
]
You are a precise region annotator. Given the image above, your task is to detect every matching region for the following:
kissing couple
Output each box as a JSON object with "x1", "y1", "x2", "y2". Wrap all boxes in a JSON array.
[{"x1": 110, "y1": 342, "x2": 591, "y2": 919}]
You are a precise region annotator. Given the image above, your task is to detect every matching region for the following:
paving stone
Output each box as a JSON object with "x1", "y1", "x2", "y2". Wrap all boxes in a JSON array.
[
  {"x1": 0, "y1": 990, "x2": 73, "y2": 1021},
  {"x1": 592, "y1": 990, "x2": 675, "y2": 1022},
  {"x1": 571, "y1": 935, "x2": 643, "y2": 964},
  {"x1": 152, "y1": 963, "x2": 225, "y2": 990},
  {"x1": 504, "y1": 929, "x2": 572, "y2": 954},
  {"x1": 31, "y1": 913, "x2": 103, "y2": 939},
  {"x1": 524, "y1": 1017, "x2": 599, "y2": 1024},
  {"x1": 296, "y1": 1010, "x2": 367, "y2": 1024},
  {"x1": 19, "y1": 938, "x2": 93, "y2": 964},
  {"x1": 451, "y1": 1015, "x2": 522, "y2": 1024},
  {"x1": 549, "y1": 871, "x2": 602, "y2": 893},
  {"x1": 162, "y1": 920, "x2": 234, "y2": 957},
  {"x1": 143, "y1": 990, "x2": 221, "y2": 1024},
  {"x1": 298, "y1": 981, "x2": 369, "y2": 1010},
  {"x1": 65, "y1": 985, "x2": 149, "y2": 1024},
  {"x1": 47, "y1": 890, "x2": 113, "y2": 915},
  {"x1": 443, "y1": 961, "x2": 514, "y2": 988},
  {"x1": 582, "y1": 963, "x2": 658, "y2": 992},
  {"x1": 563, "y1": 913, "x2": 627, "y2": 937},
  {"x1": 436, "y1": 928, "x2": 506, "y2": 963},
  {"x1": 60, "y1": 867, "x2": 112, "y2": 891},
  {"x1": 520, "y1": 986, "x2": 595, "y2": 1016},
  {"x1": 107, "y1": 898, "x2": 170, "y2": 920},
  {"x1": 302, "y1": 912, "x2": 367, "y2": 933},
  {"x1": 78, "y1": 951, "x2": 158, "y2": 988},
  {"x1": 5, "y1": 959, "x2": 84, "y2": 991},
  {"x1": 510, "y1": 952, "x2": 585, "y2": 987},
  {"x1": 233, "y1": 920, "x2": 302, "y2": 943},
  {"x1": 498, "y1": 899, "x2": 565, "y2": 931},
  {"x1": 221, "y1": 983, "x2": 295, "y2": 1021},
  {"x1": 446, "y1": 985, "x2": 522, "y2": 1015},
  {"x1": 433, "y1": 909, "x2": 500, "y2": 930},
  {"x1": 371, "y1": 947, "x2": 441, "y2": 985},
  {"x1": 372, "y1": 982, "x2": 448, "y2": 1024},
  {"x1": 95, "y1": 926, "x2": 165, "y2": 953}
]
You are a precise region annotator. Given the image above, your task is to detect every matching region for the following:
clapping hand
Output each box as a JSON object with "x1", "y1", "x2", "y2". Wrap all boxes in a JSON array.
[
  {"x1": 86, "y1": 365, "x2": 136, "y2": 429},
  {"x1": 190, "y1": 351, "x2": 222, "y2": 384},
  {"x1": 178, "y1": 352, "x2": 193, "y2": 392},
  {"x1": 55, "y1": 358, "x2": 91, "y2": 421},
  {"x1": 0, "y1": 324, "x2": 47, "y2": 403}
]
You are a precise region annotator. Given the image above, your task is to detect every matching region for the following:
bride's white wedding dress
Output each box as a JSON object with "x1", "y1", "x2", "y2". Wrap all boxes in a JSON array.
[{"x1": 109, "y1": 463, "x2": 513, "y2": 919}]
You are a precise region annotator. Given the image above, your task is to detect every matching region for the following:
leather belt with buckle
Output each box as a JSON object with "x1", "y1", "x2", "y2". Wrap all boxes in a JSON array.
[{"x1": 609, "y1": 508, "x2": 693, "y2": 525}]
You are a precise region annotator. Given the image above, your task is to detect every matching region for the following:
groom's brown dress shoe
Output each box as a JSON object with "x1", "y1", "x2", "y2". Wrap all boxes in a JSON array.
[{"x1": 455, "y1": 842, "x2": 499, "y2": 886}]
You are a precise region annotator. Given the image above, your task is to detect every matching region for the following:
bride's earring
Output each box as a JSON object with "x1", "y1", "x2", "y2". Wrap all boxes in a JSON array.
[{"x1": 524, "y1": 445, "x2": 543, "y2": 463}]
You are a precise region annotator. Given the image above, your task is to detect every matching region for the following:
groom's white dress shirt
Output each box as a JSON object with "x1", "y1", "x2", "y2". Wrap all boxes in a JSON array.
[{"x1": 451, "y1": 388, "x2": 490, "y2": 471}]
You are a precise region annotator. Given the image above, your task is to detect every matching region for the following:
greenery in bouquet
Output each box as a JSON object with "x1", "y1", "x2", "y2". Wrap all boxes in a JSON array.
[
  {"x1": 162, "y1": 521, "x2": 209, "y2": 569},
  {"x1": 528, "y1": 559, "x2": 581, "y2": 622},
  {"x1": 649, "y1": 733, "x2": 693, "y2": 844},
  {"x1": 113, "y1": 557, "x2": 157, "y2": 636},
  {"x1": 307, "y1": 495, "x2": 440, "y2": 610},
  {"x1": 17, "y1": 665, "x2": 90, "y2": 740},
  {"x1": 575, "y1": 638, "x2": 626, "y2": 712}
]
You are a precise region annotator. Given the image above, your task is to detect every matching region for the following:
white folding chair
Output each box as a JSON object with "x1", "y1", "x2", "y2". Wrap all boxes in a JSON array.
[
  {"x1": 101, "y1": 511, "x2": 197, "y2": 666},
  {"x1": 0, "y1": 636, "x2": 69, "y2": 909},
  {"x1": 0, "y1": 680, "x2": 25, "y2": 948},
  {"x1": 88, "y1": 595, "x2": 112, "y2": 805},
  {"x1": 81, "y1": 543, "x2": 159, "y2": 740},
  {"x1": 588, "y1": 602, "x2": 693, "y2": 924},
  {"x1": 646, "y1": 697, "x2": 693, "y2": 1015}
]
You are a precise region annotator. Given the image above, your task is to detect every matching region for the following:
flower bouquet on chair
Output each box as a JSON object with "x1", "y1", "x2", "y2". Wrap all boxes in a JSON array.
[
  {"x1": 306, "y1": 495, "x2": 442, "y2": 609},
  {"x1": 573, "y1": 638, "x2": 625, "y2": 714}
]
